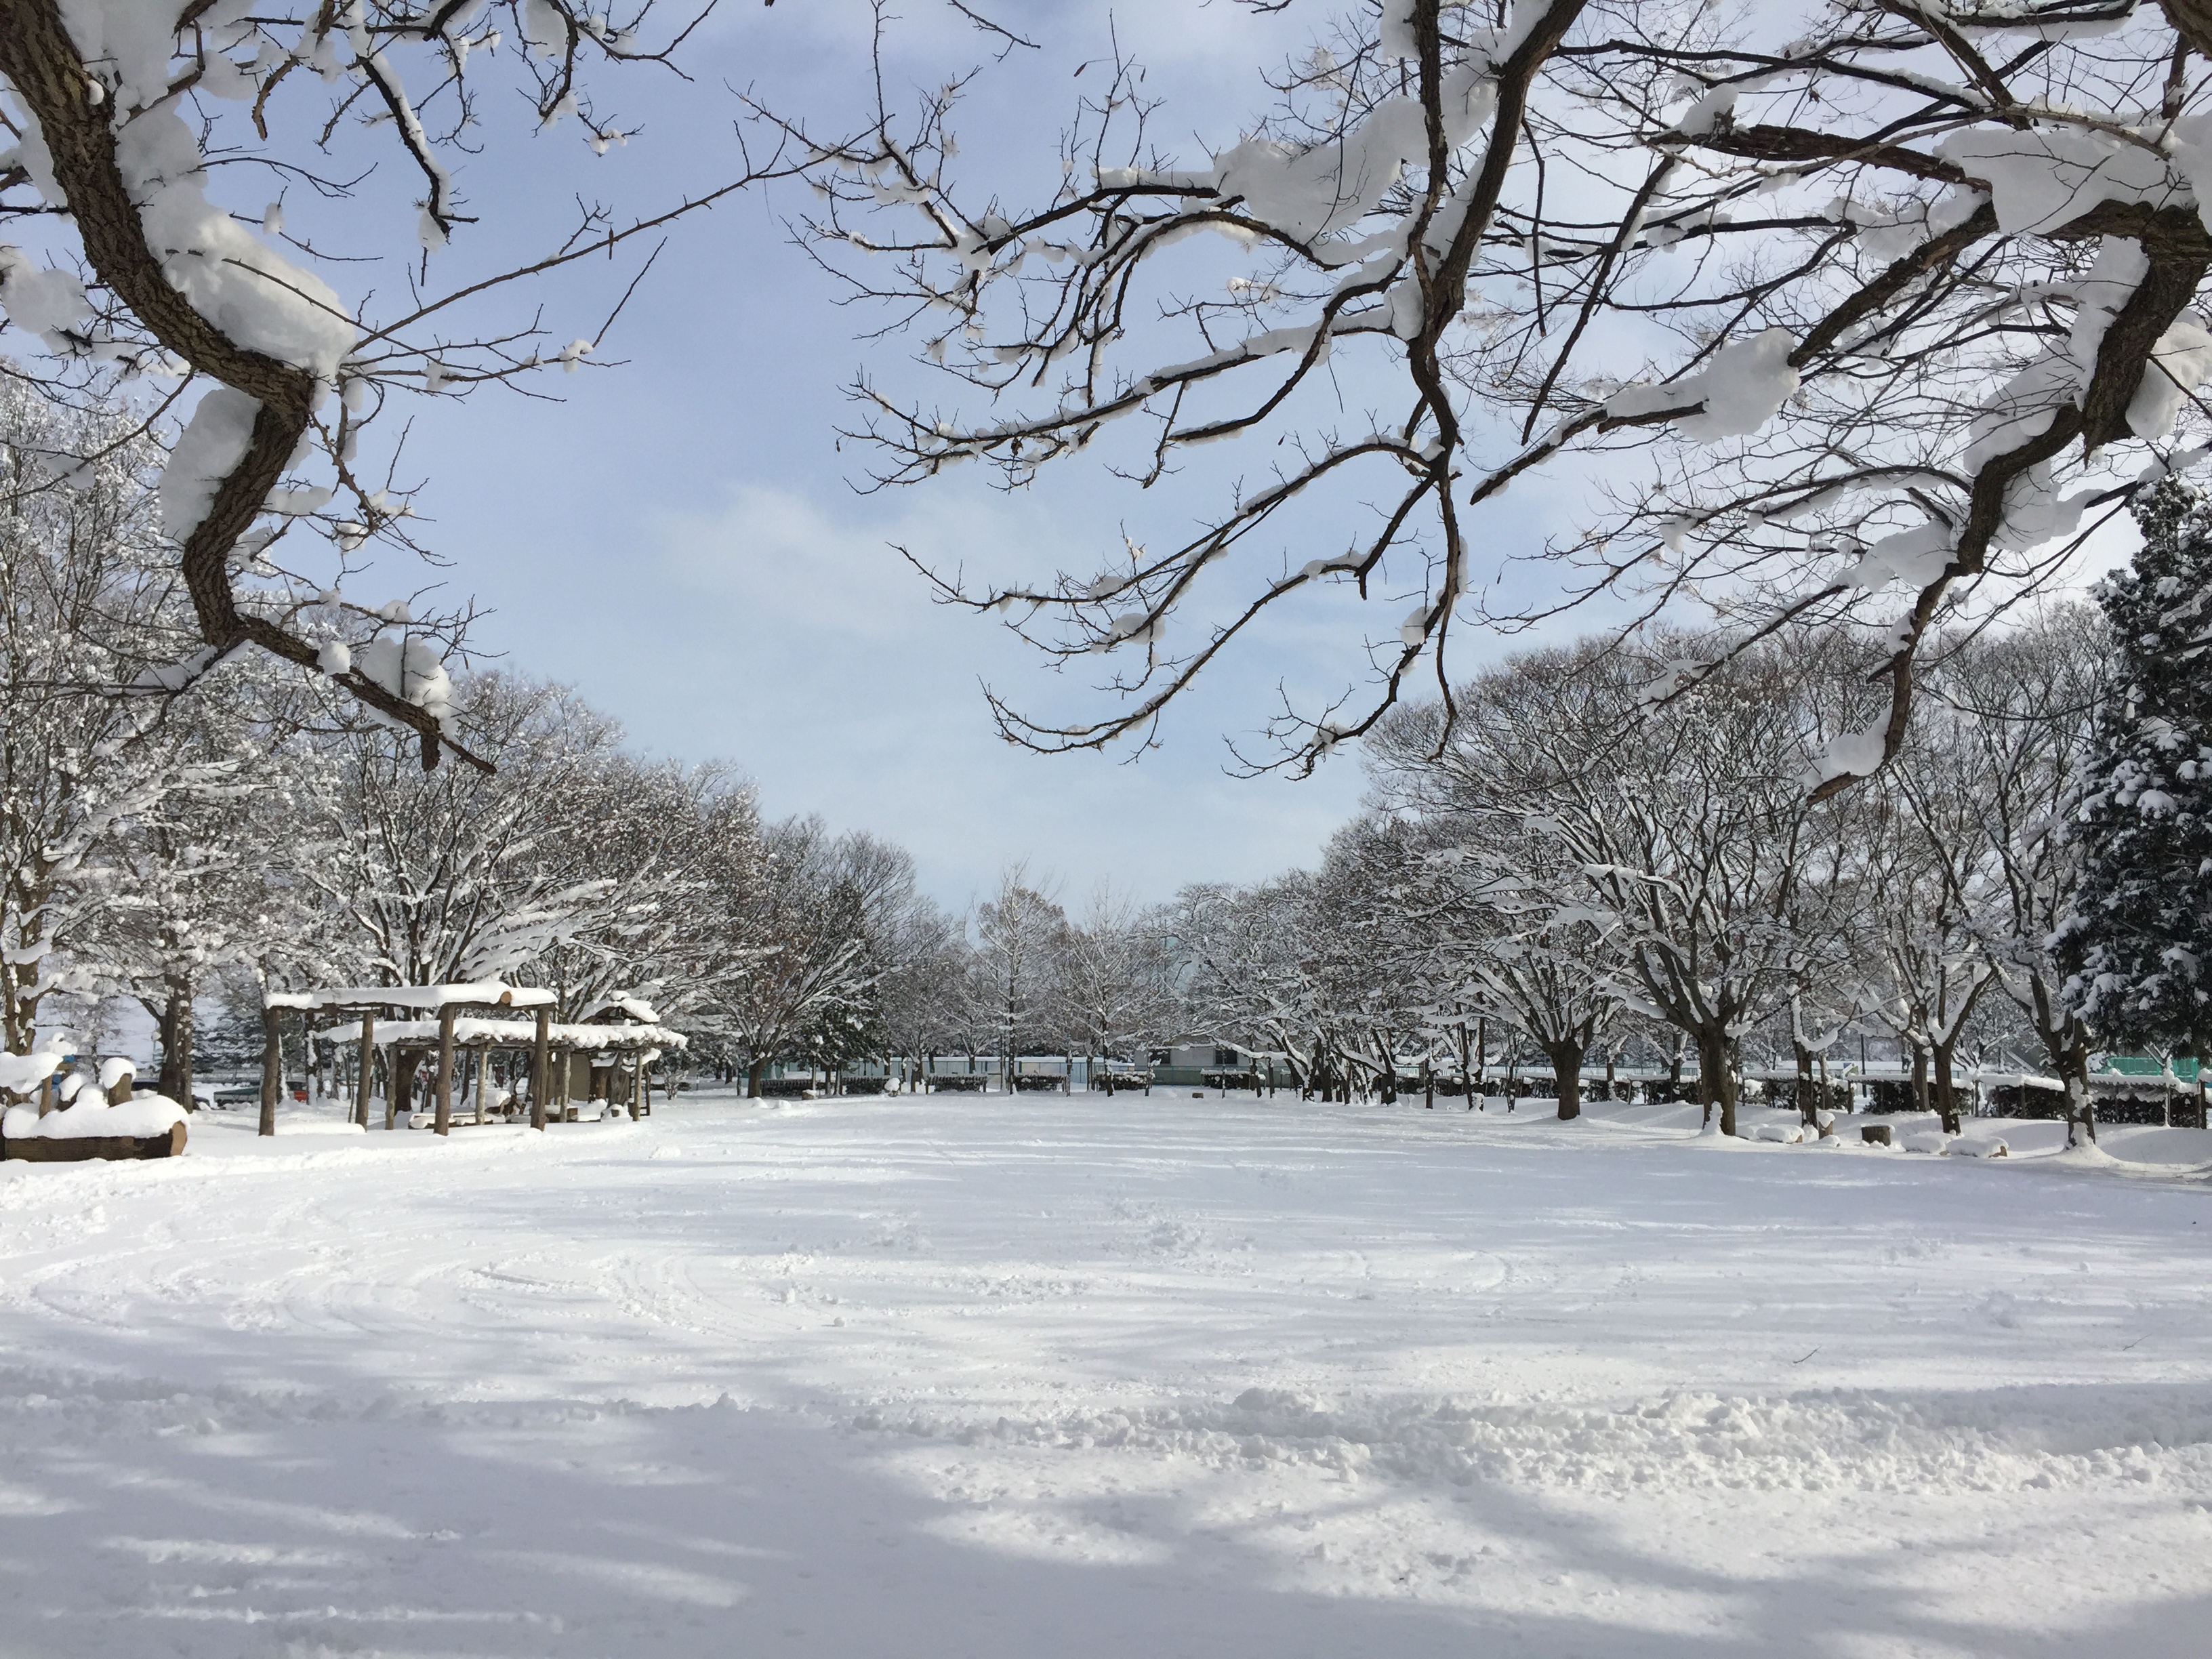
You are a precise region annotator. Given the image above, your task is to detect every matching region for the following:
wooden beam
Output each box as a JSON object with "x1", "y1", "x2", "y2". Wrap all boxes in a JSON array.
[
  {"x1": 474, "y1": 1041, "x2": 488, "y2": 1124},
  {"x1": 356, "y1": 1011, "x2": 375, "y2": 1129},
  {"x1": 531, "y1": 1009, "x2": 550, "y2": 1132},
  {"x1": 434, "y1": 1002, "x2": 457, "y2": 1136}
]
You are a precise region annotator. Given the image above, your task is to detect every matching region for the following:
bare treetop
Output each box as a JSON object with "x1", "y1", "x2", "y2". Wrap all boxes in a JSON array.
[{"x1": 771, "y1": 0, "x2": 2212, "y2": 785}]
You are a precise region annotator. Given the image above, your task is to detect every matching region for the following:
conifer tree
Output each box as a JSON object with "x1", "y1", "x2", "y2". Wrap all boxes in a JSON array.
[{"x1": 2056, "y1": 481, "x2": 2212, "y2": 1092}]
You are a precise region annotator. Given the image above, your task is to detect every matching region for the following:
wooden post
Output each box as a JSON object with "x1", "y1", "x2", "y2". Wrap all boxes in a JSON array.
[
  {"x1": 388, "y1": 1048, "x2": 413, "y2": 1130},
  {"x1": 531, "y1": 1010, "x2": 550, "y2": 1131},
  {"x1": 474, "y1": 1042, "x2": 488, "y2": 1124},
  {"x1": 259, "y1": 1002, "x2": 281, "y2": 1136},
  {"x1": 640, "y1": 1061, "x2": 652, "y2": 1117},
  {"x1": 434, "y1": 1002, "x2": 457, "y2": 1136},
  {"x1": 356, "y1": 1012, "x2": 374, "y2": 1128}
]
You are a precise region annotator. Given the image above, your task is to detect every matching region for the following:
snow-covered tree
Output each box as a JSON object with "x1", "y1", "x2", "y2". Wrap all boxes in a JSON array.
[
  {"x1": 0, "y1": 2, "x2": 800, "y2": 765},
  {"x1": 1372, "y1": 632, "x2": 1874, "y2": 1134},
  {"x1": 1425, "y1": 817, "x2": 1629, "y2": 1122},
  {"x1": 1894, "y1": 613, "x2": 2112, "y2": 1136},
  {"x1": 1054, "y1": 886, "x2": 1176, "y2": 1082},
  {"x1": 1860, "y1": 777, "x2": 2001, "y2": 1136},
  {"x1": 968, "y1": 866, "x2": 1068, "y2": 1084},
  {"x1": 2057, "y1": 478, "x2": 2212, "y2": 1065},
  {"x1": 291, "y1": 673, "x2": 632, "y2": 987},
  {"x1": 0, "y1": 379, "x2": 222, "y2": 1052},
  {"x1": 89, "y1": 681, "x2": 276, "y2": 1103},
  {"x1": 876, "y1": 895, "x2": 967, "y2": 1084},
  {"x1": 700, "y1": 814, "x2": 880, "y2": 1097},
  {"x1": 1169, "y1": 876, "x2": 1333, "y2": 1091},
  {"x1": 780, "y1": 0, "x2": 2212, "y2": 789}
]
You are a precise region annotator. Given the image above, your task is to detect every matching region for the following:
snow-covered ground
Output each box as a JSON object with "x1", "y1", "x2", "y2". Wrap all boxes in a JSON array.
[{"x1": 3, "y1": 1092, "x2": 2209, "y2": 1657}]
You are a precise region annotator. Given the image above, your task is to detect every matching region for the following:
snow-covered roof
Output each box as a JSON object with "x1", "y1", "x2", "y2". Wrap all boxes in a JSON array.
[
  {"x1": 267, "y1": 982, "x2": 557, "y2": 1014},
  {"x1": 325, "y1": 1016, "x2": 687, "y2": 1052},
  {"x1": 576, "y1": 991, "x2": 661, "y2": 1025}
]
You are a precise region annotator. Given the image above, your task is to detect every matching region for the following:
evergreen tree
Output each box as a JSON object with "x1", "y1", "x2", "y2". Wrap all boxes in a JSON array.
[{"x1": 2055, "y1": 480, "x2": 2212, "y2": 1063}]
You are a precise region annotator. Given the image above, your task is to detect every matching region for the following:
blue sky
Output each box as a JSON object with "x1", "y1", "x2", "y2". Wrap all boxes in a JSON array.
[
  {"x1": 323, "y1": 1, "x2": 2123, "y2": 912},
  {"x1": 374, "y1": 1, "x2": 1453, "y2": 911}
]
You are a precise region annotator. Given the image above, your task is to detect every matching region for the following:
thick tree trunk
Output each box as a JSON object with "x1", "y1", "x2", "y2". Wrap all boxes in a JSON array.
[
  {"x1": 1909, "y1": 1037, "x2": 1930, "y2": 1116},
  {"x1": 389, "y1": 1050, "x2": 419, "y2": 1131},
  {"x1": 2063, "y1": 1029, "x2": 2096, "y2": 1147},
  {"x1": 746, "y1": 1057, "x2": 767, "y2": 1099},
  {"x1": 1931, "y1": 1042, "x2": 1963, "y2": 1135},
  {"x1": 258, "y1": 1002, "x2": 281, "y2": 1137},
  {"x1": 1544, "y1": 1040, "x2": 1584, "y2": 1121},
  {"x1": 156, "y1": 974, "x2": 195, "y2": 1107},
  {"x1": 1697, "y1": 1028, "x2": 1738, "y2": 1136},
  {"x1": 1793, "y1": 1038, "x2": 1816, "y2": 1126}
]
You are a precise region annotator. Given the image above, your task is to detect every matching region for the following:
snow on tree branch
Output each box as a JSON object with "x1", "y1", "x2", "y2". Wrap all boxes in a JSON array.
[
  {"x1": 0, "y1": 0, "x2": 802, "y2": 770},
  {"x1": 764, "y1": 0, "x2": 2212, "y2": 785}
]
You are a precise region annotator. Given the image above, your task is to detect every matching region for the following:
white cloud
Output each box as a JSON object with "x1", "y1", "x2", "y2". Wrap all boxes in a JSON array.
[{"x1": 635, "y1": 483, "x2": 1363, "y2": 907}]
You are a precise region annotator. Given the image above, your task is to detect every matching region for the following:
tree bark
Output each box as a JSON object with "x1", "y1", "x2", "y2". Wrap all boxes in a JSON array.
[
  {"x1": 0, "y1": 0, "x2": 491, "y2": 773},
  {"x1": 2064, "y1": 1028, "x2": 2097, "y2": 1147},
  {"x1": 258, "y1": 1002, "x2": 281, "y2": 1137},
  {"x1": 1931, "y1": 1041, "x2": 1963, "y2": 1136},
  {"x1": 157, "y1": 974, "x2": 195, "y2": 1107},
  {"x1": 389, "y1": 1049, "x2": 419, "y2": 1131},
  {"x1": 1697, "y1": 1027, "x2": 1738, "y2": 1136},
  {"x1": 1543, "y1": 1040, "x2": 1584, "y2": 1121}
]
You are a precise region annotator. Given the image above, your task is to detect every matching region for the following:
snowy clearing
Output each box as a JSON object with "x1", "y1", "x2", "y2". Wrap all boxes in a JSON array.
[{"x1": 3, "y1": 1093, "x2": 2209, "y2": 1658}]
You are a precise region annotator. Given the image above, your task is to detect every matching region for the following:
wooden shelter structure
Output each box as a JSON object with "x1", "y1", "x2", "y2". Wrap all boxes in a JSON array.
[
  {"x1": 264, "y1": 983, "x2": 687, "y2": 1136},
  {"x1": 263, "y1": 982, "x2": 557, "y2": 1136}
]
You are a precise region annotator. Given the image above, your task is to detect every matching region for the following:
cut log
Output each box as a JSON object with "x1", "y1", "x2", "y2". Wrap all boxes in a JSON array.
[
  {"x1": 3, "y1": 1122, "x2": 187, "y2": 1162},
  {"x1": 1859, "y1": 1123, "x2": 1893, "y2": 1147}
]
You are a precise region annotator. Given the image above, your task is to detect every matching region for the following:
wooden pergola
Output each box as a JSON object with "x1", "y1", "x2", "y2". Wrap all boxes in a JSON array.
[
  {"x1": 262, "y1": 983, "x2": 558, "y2": 1137},
  {"x1": 354, "y1": 1007, "x2": 684, "y2": 1126}
]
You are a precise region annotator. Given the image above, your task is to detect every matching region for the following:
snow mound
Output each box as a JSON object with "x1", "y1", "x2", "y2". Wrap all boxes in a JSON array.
[
  {"x1": 851, "y1": 1385, "x2": 2212, "y2": 1499},
  {"x1": 1953, "y1": 1137, "x2": 2009, "y2": 1159},
  {"x1": 1900, "y1": 1131, "x2": 1952, "y2": 1155},
  {"x1": 1752, "y1": 1122, "x2": 1805, "y2": 1144},
  {"x1": 0, "y1": 1040, "x2": 68, "y2": 1096},
  {"x1": 3, "y1": 1093, "x2": 188, "y2": 1141}
]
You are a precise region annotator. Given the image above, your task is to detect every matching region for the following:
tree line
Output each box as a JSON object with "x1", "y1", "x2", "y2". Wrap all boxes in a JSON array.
[{"x1": 5, "y1": 381, "x2": 2205, "y2": 1136}]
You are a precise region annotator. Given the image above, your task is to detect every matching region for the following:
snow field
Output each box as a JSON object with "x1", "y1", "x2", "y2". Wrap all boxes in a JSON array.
[{"x1": 1, "y1": 1093, "x2": 2209, "y2": 1656}]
